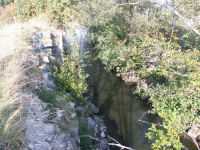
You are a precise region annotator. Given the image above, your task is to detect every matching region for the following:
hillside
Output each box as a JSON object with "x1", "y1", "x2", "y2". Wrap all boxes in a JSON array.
[{"x1": 0, "y1": 1, "x2": 200, "y2": 150}]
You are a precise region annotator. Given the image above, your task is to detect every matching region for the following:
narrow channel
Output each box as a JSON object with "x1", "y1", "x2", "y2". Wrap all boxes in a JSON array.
[
  {"x1": 84, "y1": 56, "x2": 151, "y2": 150},
  {"x1": 75, "y1": 25, "x2": 153, "y2": 150}
]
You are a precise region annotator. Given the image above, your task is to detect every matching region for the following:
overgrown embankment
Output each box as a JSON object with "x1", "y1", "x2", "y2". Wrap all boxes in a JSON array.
[
  {"x1": 88, "y1": 1, "x2": 200, "y2": 149},
  {"x1": 39, "y1": 0, "x2": 200, "y2": 149},
  {"x1": 0, "y1": 50, "x2": 39, "y2": 149},
  {"x1": 0, "y1": 17, "x2": 82, "y2": 149},
  {"x1": 1, "y1": 0, "x2": 200, "y2": 149}
]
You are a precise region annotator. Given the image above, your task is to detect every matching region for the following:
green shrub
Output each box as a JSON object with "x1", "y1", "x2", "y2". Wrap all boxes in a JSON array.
[
  {"x1": 46, "y1": 0, "x2": 79, "y2": 25},
  {"x1": 15, "y1": 0, "x2": 80, "y2": 24},
  {"x1": 36, "y1": 88, "x2": 75, "y2": 108},
  {"x1": 96, "y1": 24, "x2": 200, "y2": 148},
  {"x1": 90, "y1": 2, "x2": 200, "y2": 149},
  {"x1": 37, "y1": 88, "x2": 57, "y2": 104},
  {"x1": 54, "y1": 56, "x2": 87, "y2": 100},
  {"x1": 0, "y1": 0, "x2": 14, "y2": 6},
  {"x1": 10, "y1": 0, "x2": 200, "y2": 148},
  {"x1": 15, "y1": 0, "x2": 46, "y2": 19},
  {"x1": 79, "y1": 120, "x2": 95, "y2": 150},
  {"x1": 180, "y1": 32, "x2": 200, "y2": 50}
]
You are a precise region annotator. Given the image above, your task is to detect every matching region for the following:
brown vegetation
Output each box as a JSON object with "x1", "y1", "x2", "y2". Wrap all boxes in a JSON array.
[{"x1": 0, "y1": 3, "x2": 16, "y2": 25}]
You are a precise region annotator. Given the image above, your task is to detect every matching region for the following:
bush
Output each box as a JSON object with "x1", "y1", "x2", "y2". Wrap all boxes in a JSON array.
[
  {"x1": 37, "y1": 88, "x2": 57, "y2": 104},
  {"x1": 15, "y1": 0, "x2": 79, "y2": 24},
  {"x1": 46, "y1": 0, "x2": 79, "y2": 25},
  {"x1": 15, "y1": 0, "x2": 116, "y2": 25},
  {"x1": 90, "y1": 2, "x2": 200, "y2": 149},
  {"x1": 0, "y1": 0, "x2": 14, "y2": 6},
  {"x1": 15, "y1": 0, "x2": 46, "y2": 19},
  {"x1": 54, "y1": 56, "x2": 87, "y2": 100},
  {"x1": 10, "y1": 0, "x2": 200, "y2": 148}
]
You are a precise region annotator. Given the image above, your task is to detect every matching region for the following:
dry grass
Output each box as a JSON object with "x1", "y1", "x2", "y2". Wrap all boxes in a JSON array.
[
  {"x1": 0, "y1": 49, "x2": 42, "y2": 149},
  {"x1": 0, "y1": 15, "x2": 54, "y2": 149},
  {"x1": 0, "y1": 53, "x2": 26, "y2": 149},
  {"x1": 0, "y1": 21, "x2": 43, "y2": 147}
]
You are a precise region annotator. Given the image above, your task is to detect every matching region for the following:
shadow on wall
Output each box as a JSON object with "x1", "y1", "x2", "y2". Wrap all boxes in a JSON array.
[{"x1": 86, "y1": 59, "x2": 154, "y2": 150}]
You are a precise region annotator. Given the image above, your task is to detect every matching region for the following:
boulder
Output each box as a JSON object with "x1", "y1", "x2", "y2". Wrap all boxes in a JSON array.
[{"x1": 181, "y1": 125, "x2": 200, "y2": 150}]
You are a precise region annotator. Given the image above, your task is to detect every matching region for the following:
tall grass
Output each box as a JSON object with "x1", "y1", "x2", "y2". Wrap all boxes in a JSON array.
[{"x1": 0, "y1": 48, "x2": 41, "y2": 149}]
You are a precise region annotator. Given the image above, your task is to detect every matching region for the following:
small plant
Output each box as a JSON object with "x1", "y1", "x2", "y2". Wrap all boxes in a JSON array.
[
  {"x1": 54, "y1": 56, "x2": 87, "y2": 101},
  {"x1": 15, "y1": 0, "x2": 46, "y2": 19},
  {"x1": 46, "y1": 0, "x2": 79, "y2": 25},
  {"x1": 37, "y1": 88, "x2": 57, "y2": 104},
  {"x1": 15, "y1": 0, "x2": 79, "y2": 24},
  {"x1": 79, "y1": 120, "x2": 95, "y2": 150}
]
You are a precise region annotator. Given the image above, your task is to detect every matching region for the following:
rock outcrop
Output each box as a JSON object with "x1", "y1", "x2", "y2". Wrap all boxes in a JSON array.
[
  {"x1": 23, "y1": 28, "x2": 80, "y2": 150},
  {"x1": 181, "y1": 125, "x2": 200, "y2": 150}
]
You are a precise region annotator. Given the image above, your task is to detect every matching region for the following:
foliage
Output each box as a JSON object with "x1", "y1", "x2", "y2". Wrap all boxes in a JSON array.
[
  {"x1": 79, "y1": 120, "x2": 95, "y2": 150},
  {"x1": 144, "y1": 49, "x2": 200, "y2": 149},
  {"x1": 9, "y1": 0, "x2": 200, "y2": 149},
  {"x1": 54, "y1": 55, "x2": 87, "y2": 100},
  {"x1": 146, "y1": 82, "x2": 200, "y2": 149},
  {"x1": 0, "y1": 0, "x2": 13, "y2": 6},
  {"x1": 15, "y1": 0, "x2": 79, "y2": 23},
  {"x1": 88, "y1": 1, "x2": 200, "y2": 149},
  {"x1": 15, "y1": 0, "x2": 46, "y2": 19},
  {"x1": 180, "y1": 31, "x2": 200, "y2": 50},
  {"x1": 46, "y1": 0, "x2": 79, "y2": 25},
  {"x1": 75, "y1": 0, "x2": 116, "y2": 26},
  {"x1": 15, "y1": 0, "x2": 116, "y2": 25},
  {"x1": 37, "y1": 87, "x2": 75, "y2": 109},
  {"x1": 37, "y1": 88, "x2": 58, "y2": 104},
  {"x1": 173, "y1": 0, "x2": 200, "y2": 18}
]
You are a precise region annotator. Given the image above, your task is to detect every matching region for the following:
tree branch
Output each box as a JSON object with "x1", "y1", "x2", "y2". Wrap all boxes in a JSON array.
[
  {"x1": 108, "y1": 135, "x2": 120, "y2": 144},
  {"x1": 108, "y1": 143, "x2": 135, "y2": 150},
  {"x1": 117, "y1": 2, "x2": 140, "y2": 7},
  {"x1": 152, "y1": 1, "x2": 200, "y2": 36},
  {"x1": 172, "y1": 9, "x2": 200, "y2": 36},
  {"x1": 137, "y1": 111, "x2": 163, "y2": 127},
  {"x1": 80, "y1": 134, "x2": 135, "y2": 150}
]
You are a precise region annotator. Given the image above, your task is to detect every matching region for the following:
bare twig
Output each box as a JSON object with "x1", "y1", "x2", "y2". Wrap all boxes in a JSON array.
[
  {"x1": 81, "y1": 134, "x2": 135, "y2": 150},
  {"x1": 117, "y1": 2, "x2": 140, "y2": 7},
  {"x1": 137, "y1": 111, "x2": 163, "y2": 127},
  {"x1": 108, "y1": 135, "x2": 120, "y2": 144},
  {"x1": 108, "y1": 143, "x2": 135, "y2": 150},
  {"x1": 137, "y1": 111, "x2": 153, "y2": 125},
  {"x1": 138, "y1": 119, "x2": 152, "y2": 125},
  {"x1": 152, "y1": 1, "x2": 200, "y2": 36},
  {"x1": 117, "y1": 0, "x2": 200, "y2": 36},
  {"x1": 172, "y1": 9, "x2": 200, "y2": 36}
]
